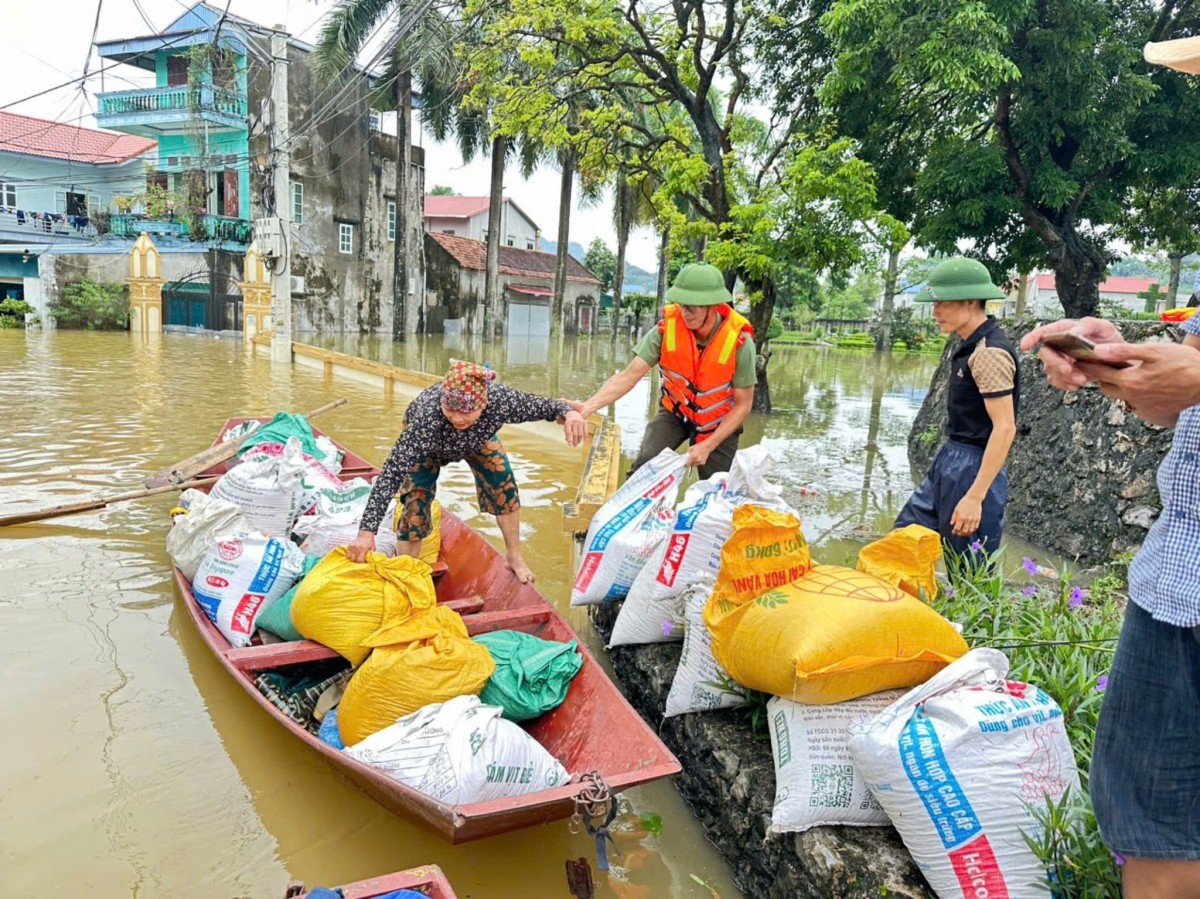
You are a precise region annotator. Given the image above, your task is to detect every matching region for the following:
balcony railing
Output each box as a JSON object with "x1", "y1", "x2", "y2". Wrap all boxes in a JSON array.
[
  {"x1": 98, "y1": 84, "x2": 248, "y2": 120},
  {"x1": 109, "y1": 213, "x2": 251, "y2": 245}
]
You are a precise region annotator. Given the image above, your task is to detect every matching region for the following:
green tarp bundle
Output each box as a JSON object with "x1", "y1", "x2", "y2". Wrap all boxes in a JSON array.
[
  {"x1": 238, "y1": 412, "x2": 328, "y2": 462},
  {"x1": 257, "y1": 554, "x2": 323, "y2": 642},
  {"x1": 474, "y1": 630, "x2": 583, "y2": 721}
]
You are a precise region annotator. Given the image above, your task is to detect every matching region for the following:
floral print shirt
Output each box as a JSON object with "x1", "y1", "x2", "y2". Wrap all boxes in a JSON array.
[{"x1": 358, "y1": 383, "x2": 571, "y2": 533}]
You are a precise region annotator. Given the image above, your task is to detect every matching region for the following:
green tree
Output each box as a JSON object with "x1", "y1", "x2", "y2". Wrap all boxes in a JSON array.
[
  {"x1": 808, "y1": 0, "x2": 1200, "y2": 318},
  {"x1": 429, "y1": 185, "x2": 457, "y2": 196},
  {"x1": 51, "y1": 279, "x2": 128, "y2": 330},
  {"x1": 0, "y1": 297, "x2": 34, "y2": 329},
  {"x1": 583, "y1": 238, "x2": 617, "y2": 292}
]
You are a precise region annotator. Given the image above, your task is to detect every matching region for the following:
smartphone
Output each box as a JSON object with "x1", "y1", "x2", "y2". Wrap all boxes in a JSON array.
[{"x1": 1039, "y1": 333, "x2": 1131, "y2": 368}]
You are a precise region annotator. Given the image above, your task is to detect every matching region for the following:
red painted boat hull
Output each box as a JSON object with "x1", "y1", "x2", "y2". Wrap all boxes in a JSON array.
[
  {"x1": 176, "y1": 419, "x2": 680, "y2": 843},
  {"x1": 297, "y1": 863, "x2": 457, "y2": 898}
]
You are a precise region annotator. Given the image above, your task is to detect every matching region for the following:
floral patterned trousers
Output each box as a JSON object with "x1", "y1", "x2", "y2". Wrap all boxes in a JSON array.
[{"x1": 394, "y1": 436, "x2": 520, "y2": 540}]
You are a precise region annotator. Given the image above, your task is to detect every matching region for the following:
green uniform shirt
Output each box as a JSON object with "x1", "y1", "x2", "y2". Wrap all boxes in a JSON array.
[{"x1": 633, "y1": 314, "x2": 758, "y2": 388}]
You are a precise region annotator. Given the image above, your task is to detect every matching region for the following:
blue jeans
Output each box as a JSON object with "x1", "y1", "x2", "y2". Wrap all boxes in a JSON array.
[
  {"x1": 894, "y1": 440, "x2": 1007, "y2": 558},
  {"x1": 1091, "y1": 601, "x2": 1200, "y2": 859}
]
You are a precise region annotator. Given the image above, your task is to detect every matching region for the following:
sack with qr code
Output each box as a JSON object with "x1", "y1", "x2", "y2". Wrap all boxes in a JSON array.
[{"x1": 766, "y1": 693, "x2": 901, "y2": 832}]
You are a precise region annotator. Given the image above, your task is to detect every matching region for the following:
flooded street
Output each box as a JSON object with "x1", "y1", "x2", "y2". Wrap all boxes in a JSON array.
[{"x1": 0, "y1": 330, "x2": 940, "y2": 898}]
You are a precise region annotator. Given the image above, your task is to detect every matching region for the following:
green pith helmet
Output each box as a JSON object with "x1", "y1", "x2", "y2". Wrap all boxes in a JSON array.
[
  {"x1": 914, "y1": 257, "x2": 1007, "y2": 303},
  {"x1": 665, "y1": 263, "x2": 733, "y2": 307}
]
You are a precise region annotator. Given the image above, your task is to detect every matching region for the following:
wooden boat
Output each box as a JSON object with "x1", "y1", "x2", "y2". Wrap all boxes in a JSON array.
[
  {"x1": 174, "y1": 417, "x2": 680, "y2": 843},
  {"x1": 289, "y1": 863, "x2": 458, "y2": 898}
]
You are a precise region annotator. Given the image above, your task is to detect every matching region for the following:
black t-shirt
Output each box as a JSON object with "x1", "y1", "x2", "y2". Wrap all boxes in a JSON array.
[{"x1": 946, "y1": 316, "x2": 1019, "y2": 448}]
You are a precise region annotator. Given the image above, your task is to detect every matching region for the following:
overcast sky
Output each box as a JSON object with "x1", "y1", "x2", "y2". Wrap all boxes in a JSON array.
[{"x1": 1, "y1": 0, "x2": 661, "y2": 270}]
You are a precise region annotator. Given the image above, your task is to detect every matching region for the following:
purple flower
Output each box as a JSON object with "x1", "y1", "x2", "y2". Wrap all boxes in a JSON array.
[
  {"x1": 969, "y1": 539, "x2": 983, "y2": 553},
  {"x1": 1023, "y1": 586, "x2": 1037, "y2": 597},
  {"x1": 1111, "y1": 851, "x2": 1125, "y2": 867},
  {"x1": 944, "y1": 585, "x2": 955, "y2": 598},
  {"x1": 1068, "y1": 586, "x2": 1087, "y2": 608},
  {"x1": 661, "y1": 619, "x2": 675, "y2": 638},
  {"x1": 1022, "y1": 556, "x2": 1038, "y2": 577},
  {"x1": 1096, "y1": 674, "x2": 1109, "y2": 693}
]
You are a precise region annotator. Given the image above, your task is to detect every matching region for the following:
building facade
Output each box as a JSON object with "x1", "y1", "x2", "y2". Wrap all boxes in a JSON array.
[
  {"x1": 425, "y1": 232, "x2": 600, "y2": 336},
  {"x1": 424, "y1": 195, "x2": 541, "y2": 251}
]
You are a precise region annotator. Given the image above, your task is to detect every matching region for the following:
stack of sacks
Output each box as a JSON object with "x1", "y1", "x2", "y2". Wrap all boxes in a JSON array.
[
  {"x1": 254, "y1": 553, "x2": 322, "y2": 642},
  {"x1": 849, "y1": 649, "x2": 1080, "y2": 898},
  {"x1": 473, "y1": 630, "x2": 583, "y2": 721},
  {"x1": 704, "y1": 506, "x2": 968, "y2": 704},
  {"x1": 663, "y1": 579, "x2": 748, "y2": 717},
  {"x1": 166, "y1": 488, "x2": 250, "y2": 582},
  {"x1": 611, "y1": 445, "x2": 793, "y2": 647},
  {"x1": 376, "y1": 497, "x2": 443, "y2": 566},
  {"x1": 571, "y1": 449, "x2": 687, "y2": 606},
  {"x1": 192, "y1": 533, "x2": 306, "y2": 647},
  {"x1": 344, "y1": 694, "x2": 569, "y2": 805},
  {"x1": 209, "y1": 436, "x2": 307, "y2": 537},
  {"x1": 290, "y1": 550, "x2": 436, "y2": 666},
  {"x1": 291, "y1": 478, "x2": 374, "y2": 557},
  {"x1": 236, "y1": 411, "x2": 344, "y2": 473},
  {"x1": 337, "y1": 604, "x2": 495, "y2": 745}
]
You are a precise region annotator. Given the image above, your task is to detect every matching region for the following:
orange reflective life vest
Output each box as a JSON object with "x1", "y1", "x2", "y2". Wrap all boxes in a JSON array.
[{"x1": 657, "y1": 303, "x2": 754, "y2": 441}]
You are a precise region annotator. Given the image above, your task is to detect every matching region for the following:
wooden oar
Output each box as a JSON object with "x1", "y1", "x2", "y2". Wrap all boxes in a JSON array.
[
  {"x1": 143, "y1": 397, "x2": 348, "y2": 489},
  {"x1": 0, "y1": 477, "x2": 218, "y2": 529}
]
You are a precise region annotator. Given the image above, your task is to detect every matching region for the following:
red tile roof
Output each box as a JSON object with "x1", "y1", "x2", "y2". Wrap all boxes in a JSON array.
[
  {"x1": 0, "y1": 111, "x2": 156, "y2": 165},
  {"x1": 428, "y1": 232, "x2": 600, "y2": 285},
  {"x1": 424, "y1": 195, "x2": 495, "y2": 219},
  {"x1": 1033, "y1": 273, "x2": 1158, "y2": 295}
]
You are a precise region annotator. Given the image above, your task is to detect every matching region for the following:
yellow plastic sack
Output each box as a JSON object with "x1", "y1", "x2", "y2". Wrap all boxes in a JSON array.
[
  {"x1": 337, "y1": 605, "x2": 496, "y2": 745},
  {"x1": 393, "y1": 497, "x2": 442, "y2": 566},
  {"x1": 710, "y1": 505, "x2": 813, "y2": 604},
  {"x1": 856, "y1": 524, "x2": 942, "y2": 602},
  {"x1": 705, "y1": 564, "x2": 969, "y2": 704},
  {"x1": 290, "y1": 549, "x2": 436, "y2": 666}
]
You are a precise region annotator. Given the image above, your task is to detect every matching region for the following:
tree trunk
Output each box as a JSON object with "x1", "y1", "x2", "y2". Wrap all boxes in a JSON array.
[
  {"x1": 552, "y1": 149, "x2": 575, "y2": 339},
  {"x1": 483, "y1": 134, "x2": 506, "y2": 337},
  {"x1": 392, "y1": 71, "x2": 412, "y2": 342},
  {"x1": 875, "y1": 243, "x2": 900, "y2": 352},
  {"x1": 611, "y1": 176, "x2": 630, "y2": 341},
  {"x1": 1015, "y1": 273, "x2": 1029, "y2": 317},
  {"x1": 1167, "y1": 252, "x2": 1183, "y2": 310},
  {"x1": 745, "y1": 274, "x2": 776, "y2": 414},
  {"x1": 656, "y1": 227, "x2": 669, "y2": 306}
]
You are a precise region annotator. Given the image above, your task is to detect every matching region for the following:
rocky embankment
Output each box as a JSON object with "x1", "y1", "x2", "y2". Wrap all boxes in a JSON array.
[
  {"x1": 591, "y1": 604, "x2": 934, "y2": 898},
  {"x1": 909, "y1": 320, "x2": 1181, "y2": 563}
]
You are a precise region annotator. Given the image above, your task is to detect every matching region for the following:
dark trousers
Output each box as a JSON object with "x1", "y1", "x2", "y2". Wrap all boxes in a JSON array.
[
  {"x1": 630, "y1": 409, "x2": 741, "y2": 481},
  {"x1": 894, "y1": 440, "x2": 1007, "y2": 559}
]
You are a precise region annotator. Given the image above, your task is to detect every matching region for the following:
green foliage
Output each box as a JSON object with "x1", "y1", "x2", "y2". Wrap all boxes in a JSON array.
[
  {"x1": 765, "y1": 317, "x2": 783, "y2": 340},
  {"x1": 583, "y1": 237, "x2": 617, "y2": 291},
  {"x1": 938, "y1": 550, "x2": 1127, "y2": 895},
  {"x1": 834, "y1": 332, "x2": 874, "y2": 349},
  {"x1": 918, "y1": 423, "x2": 941, "y2": 448},
  {"x1": 0, "y1": 297, "x2": 33, "y2": 328},
  {"x1": 51, "y1": 278, "x2": 128, "y2": 330},
  {"x1": 870, "y1": 306, "x2": 939, "y2": 351},
  {"x1": 429, "y1": 184, "x2": 457, "y2": 196},
  {"x1": 639, "y1": 812, "x2": 664, "y2": 837},
  {"x1": 1136, "y1": 282, "x2": 1166, "y2": 315}
]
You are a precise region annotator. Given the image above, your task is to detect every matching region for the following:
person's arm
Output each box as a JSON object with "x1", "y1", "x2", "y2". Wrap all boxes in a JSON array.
[
  {"x1": 950, "y1": 394, "x2": 1016, "y2": 537},
  {"x1": 685, "y1": 386, "x2": 754, "y2": 468},
  {"x1": 345, "y1": 431, "x2": 420, "y2": 561},
  {"x1": 1019, "y1": 317, "x2": 1126, "y2": 391},
  {"x1": 1080, "y1": 334, "x2": 1200, "y2": 428},
  {"x1": 487, "y1": 385, "x2": 589, "y2": 447},
  {"x1": 577, "y1": 357, "x2": 653, "y2": 418}
]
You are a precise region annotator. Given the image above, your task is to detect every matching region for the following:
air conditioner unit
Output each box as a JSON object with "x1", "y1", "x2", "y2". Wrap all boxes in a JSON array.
[
  {"x1": 290, "y1": 276, "x2": 306, "y2": 296},
  {"x1": 253, "y1": 217, "x2": 284, "y2": 258}
]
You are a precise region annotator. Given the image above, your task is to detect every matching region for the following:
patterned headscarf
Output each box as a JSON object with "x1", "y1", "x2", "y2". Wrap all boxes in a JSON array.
[{"x1": 441, "y1": 359, "x2": 496, "y2": 412}]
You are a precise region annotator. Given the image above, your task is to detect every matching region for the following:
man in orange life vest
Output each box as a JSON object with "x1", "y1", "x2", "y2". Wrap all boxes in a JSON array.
[{"x1": 573, "y1": 263, "x2": 757, "y2": 478}]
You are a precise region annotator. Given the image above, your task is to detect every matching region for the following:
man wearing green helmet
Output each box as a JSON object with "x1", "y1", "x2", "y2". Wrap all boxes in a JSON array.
[
  {"x1": 572, "y1": 263, "x2": 757, "y2": 477},
  {"x1": 894, "y1": 257, "x2": 1018, "y2": 559}
]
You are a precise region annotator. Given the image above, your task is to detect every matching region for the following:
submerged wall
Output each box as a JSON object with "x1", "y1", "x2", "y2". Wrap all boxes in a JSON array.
[{"x1": 908, "y1": 320, "x2": 1182, "y2": 563}]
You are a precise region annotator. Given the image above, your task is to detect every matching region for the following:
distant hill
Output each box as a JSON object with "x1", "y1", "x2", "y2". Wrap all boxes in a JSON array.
[{"x1": 539, "y1": 237, "x2": 657, "y2": 292}]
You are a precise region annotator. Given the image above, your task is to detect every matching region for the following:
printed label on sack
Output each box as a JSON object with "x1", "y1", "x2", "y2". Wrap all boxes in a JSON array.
[
  {"x1": 230, "y1": 593, "x2": 265, "y2": 634},
  {"x1": 657, "y1": 533, "x2": 691, "y2": 587},
  {"x1": 218, "y1": 539, "x2": 243, "y2": 561},
  {"x1": 588, "y1": 498, "x2": 651, "y2": 552},
  {"x1": 948, "y1": 834, "x2": 1009, "y2": 898},
  {"x1": 900, "y1": 710, "x2": 983, "y2": 849},
  {"x1": 574, "y1": 552, "x2": 603, "y2": 591},
  {"x1": 247, "y1": 539, "x2": 285, "y2": 595}
]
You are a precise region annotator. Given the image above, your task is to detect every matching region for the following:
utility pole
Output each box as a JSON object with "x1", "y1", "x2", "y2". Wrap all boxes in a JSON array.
[
  {"x1": 393, "y1": 71, "x2": 411, "y2": 342},
  {"x1": 269, "y1": 28, "x2": 292, "y2": 363}
]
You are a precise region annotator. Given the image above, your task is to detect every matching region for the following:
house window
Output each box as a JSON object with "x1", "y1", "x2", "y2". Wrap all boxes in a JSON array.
[
  {"x1": 369, "y1": 111, "x2": 382, "y2": 131},
  {"x1": 0, "y1": 182, "x2": 16, "y2": 207},
  {"x1": 526, "y1": 240, "x2": 534, "y2": 250},
  {"x1": 290, "y1": 181, "x2": 303, "y2": 224},
  {"x1": 166, "y1": 55, "x2": 190, "y2": 88},
  {"x1": 338, "y1": 222, "x2": 354, "y2": 254},
  {"x1": 506, "y1": 236, "x2": 515, "y2": 247},
  {"x1": 387, "y1": 201, "x2": 396, "y2": 241},
  {"x1": 441, "y1": 229, "x2": 455, "y2": 235}
]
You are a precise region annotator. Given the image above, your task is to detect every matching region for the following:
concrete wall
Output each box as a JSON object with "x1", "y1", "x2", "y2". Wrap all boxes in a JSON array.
[
  {"x1": 908, "y1": 320, "x2": 1181, "y2": 562},
  {"x1": 426, "y1": 200, "x2": 539, "y2": 249}
]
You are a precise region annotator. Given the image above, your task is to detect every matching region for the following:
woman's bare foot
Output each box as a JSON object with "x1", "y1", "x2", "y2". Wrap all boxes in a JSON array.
[{"x1": 506, "y1": 554, "x2": 536, "y2": 584}]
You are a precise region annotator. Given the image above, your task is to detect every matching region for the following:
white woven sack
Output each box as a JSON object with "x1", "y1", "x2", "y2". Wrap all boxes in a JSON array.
[
  {"x1": 767, "y1": 692, "x2": 902, "y2": 833},
  {"x1": 345, "y1": 694, "x2": 569, "y2": 805},
  {"x1": 664, "y1": 582, "x2": 747, "y2": 717},
  {"x1": 210, "y1": 436, "x2": 306, "y2": 537},
  {"x1": 167, "y1": 488, "x2": 250, "y2": 582},
  {"x1": 571, "y1": 449, "x2": 687, "y2": 606},
  {"x1": 848, "y1": 649, "x2": 1080, "y2": 899},
  {"x1": 192, "y1": 532, "x2": 306, "y2": 648},
  {"x1": 292, "y1": 478, "x2": 374, "y2": 557}
]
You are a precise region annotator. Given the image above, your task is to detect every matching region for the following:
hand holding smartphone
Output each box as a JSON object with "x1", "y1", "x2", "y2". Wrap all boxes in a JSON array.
[{"x1": 1038, "y1": 333, "x2": 1132, "y2": 369}]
